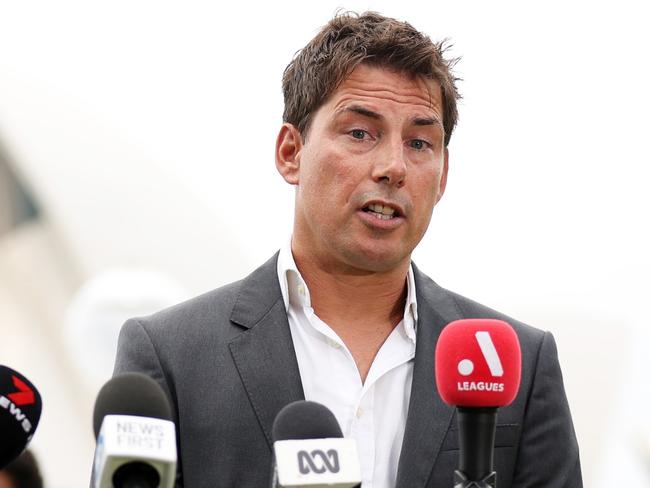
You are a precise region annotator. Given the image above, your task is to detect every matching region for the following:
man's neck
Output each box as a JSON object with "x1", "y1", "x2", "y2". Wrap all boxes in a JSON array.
[
  {"x1": 289, "y1": 242, "x2": 412, "y2": 382},
  {"x1": 291, "y1": 246, "x2": 409, "y2": 331}
]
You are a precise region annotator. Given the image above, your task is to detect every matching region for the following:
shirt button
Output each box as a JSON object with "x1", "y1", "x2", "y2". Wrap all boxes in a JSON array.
[
  {"x1": 297, "y1": 284, "x2": 305, "y2": 295},
  {"x1": 356, "y1": 407, "x2": 363, "y2": 418}
]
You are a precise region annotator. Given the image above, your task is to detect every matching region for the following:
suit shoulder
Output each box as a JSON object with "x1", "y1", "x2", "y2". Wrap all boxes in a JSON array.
[
  {"x1": 445, "y1": 289, "x2": 545, "y2": 342},
  {"x1": 414, "y1": 269, "x2": 546, "y2": 350},
  {"x1": 122, "y1": 253, "x2": 282, "y2": 347},
  {"x1": 128, "y1": 279, "x2": 244, "y2": 337},
  {"x1": 413, "y1": 265, "x2": 546, "y2": 345}
]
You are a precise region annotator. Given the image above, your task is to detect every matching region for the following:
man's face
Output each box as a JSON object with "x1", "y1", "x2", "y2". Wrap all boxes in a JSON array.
[{"x1": 277, "y1": 64, "x2": 448, "y2": 273}]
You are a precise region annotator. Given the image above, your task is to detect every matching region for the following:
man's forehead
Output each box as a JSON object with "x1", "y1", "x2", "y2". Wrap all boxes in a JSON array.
[{"x1": 330, "y1": 64, "x2": 443, "y2": 116}]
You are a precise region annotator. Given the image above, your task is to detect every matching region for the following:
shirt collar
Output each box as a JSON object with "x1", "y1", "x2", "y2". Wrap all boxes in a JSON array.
[{"x1": 276, "y1": 239, "x2": 418, "y2": 341}]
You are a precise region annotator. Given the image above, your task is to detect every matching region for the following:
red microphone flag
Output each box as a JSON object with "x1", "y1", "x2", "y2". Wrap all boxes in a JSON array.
[{"x1": 435, "y1": 319, "x2": 521, "y2": 408}]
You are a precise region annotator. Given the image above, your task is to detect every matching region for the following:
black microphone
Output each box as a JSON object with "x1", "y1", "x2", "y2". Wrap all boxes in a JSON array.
[
  {"x1": 91, "y1": 373, "x2": 177, "y2": 488},
  {"x1": 271, "y1": 400, "x2": 361, "y2": 488},
  {"x1": 272, "y1": 400, "x2": 343, "y2": 441},
  {"x1": 0, "y1": 365, "x2": 42, "y2": 469}
]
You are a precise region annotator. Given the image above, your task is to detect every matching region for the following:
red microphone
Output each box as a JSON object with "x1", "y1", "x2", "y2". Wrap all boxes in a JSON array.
[{"x1": 435, "y1": 319, "x2": 521, "y2": 487}]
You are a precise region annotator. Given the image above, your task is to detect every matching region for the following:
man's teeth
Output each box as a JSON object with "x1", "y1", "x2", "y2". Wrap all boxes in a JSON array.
[
  {"x1": 366, "y1": 203, "x2": 396, "y2": 219},
  {"x1": 367, "y1": 203, "x2": 395, "y2": 215},
  {"x1": 370, "y1": 212, "x2": 394, "y2": 220}
]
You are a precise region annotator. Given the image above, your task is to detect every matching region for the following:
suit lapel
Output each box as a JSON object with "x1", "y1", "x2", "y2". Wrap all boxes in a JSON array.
[
  {"x1": 395, "y1": 265, "x2": 461, "y2": 488},
  {"x1": 228, "y1": 253, "x2": 305, "y2": 450}
]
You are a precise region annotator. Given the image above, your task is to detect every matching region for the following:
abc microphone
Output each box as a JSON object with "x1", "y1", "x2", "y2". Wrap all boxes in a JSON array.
[
  {"x1": 435, "y1": 319, "x2": 521, "y2": 488},
  {"x1": 91, "y1": 373, "x2": 177, "y2": 488},
  {"x1": 0, "y1": 365, "x2": 42, "y2": 469},
  {"x1": 271, "y1": 400, "x2": 361, "y2": 488}
]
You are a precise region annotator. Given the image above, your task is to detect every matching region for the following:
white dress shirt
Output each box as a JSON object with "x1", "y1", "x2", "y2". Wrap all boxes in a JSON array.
[{"x1": 277, "y1": 242, "x2": 418, "y2": 488}]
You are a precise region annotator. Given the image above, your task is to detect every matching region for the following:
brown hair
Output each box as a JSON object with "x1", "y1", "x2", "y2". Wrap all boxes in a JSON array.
[{"x1": 282, "y1": 11, "x2": 461, "y2": 146}]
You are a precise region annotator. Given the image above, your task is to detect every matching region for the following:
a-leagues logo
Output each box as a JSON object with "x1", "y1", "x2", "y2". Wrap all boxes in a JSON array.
[
  {"x1": 456, "y1": 331, "x2": 505, "y2": 392},
  {"x1": 297, "y1": 449, "x2": 340, "y2": 474}
]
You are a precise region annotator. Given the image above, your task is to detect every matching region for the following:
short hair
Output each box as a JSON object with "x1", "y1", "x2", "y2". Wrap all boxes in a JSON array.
[
  {"x1": 282, "y1": 11, "x2": 461, "y2": 146},
  {"x1": 1, "y1": 450, "x2": 43, "y2": 488}
]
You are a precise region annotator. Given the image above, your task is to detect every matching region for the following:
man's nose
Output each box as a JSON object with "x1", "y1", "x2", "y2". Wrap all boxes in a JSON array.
[{"x1": 371, "y1": 139, "x2": 407, "y2": 187}]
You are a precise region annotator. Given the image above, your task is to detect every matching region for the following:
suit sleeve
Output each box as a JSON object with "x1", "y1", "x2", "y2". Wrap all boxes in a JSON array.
[
  {"x1": 512, "y1": 331, "x2": 582, "y2": 487},
  {"x1": 113, "y1": 318, "x2": 184, "y2": 488}
]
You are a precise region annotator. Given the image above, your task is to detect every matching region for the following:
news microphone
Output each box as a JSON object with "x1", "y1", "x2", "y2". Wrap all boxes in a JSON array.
[
  {"x1": 0, "y1": 365, "x2": 42, "y2": 469},
  {"x1": 271, "y1": 400, "x2": 361, "y2": 488},
  {"x1": 435, "y1": 319, "x2": 521, "y2": 488},
  {"x1": 92, "y1": 373, "x2": 177, "y2": 488}
]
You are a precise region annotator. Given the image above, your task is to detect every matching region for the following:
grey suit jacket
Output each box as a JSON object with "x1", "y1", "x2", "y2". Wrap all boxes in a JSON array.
[{"x1": 113, "y1": 253, "x2": 582, "y2": 487}]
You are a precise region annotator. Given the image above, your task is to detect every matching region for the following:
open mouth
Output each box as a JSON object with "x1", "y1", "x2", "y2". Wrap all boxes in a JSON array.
[{"x1": 362, "y1": 203, "x2": 400, "y2": 220}]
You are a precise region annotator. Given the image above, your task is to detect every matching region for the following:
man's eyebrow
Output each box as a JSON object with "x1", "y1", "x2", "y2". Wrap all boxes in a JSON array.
[
  {"x1": 337, "y1": 105, "x2": 383, "y2": 120},
  {"x1": 413, "y1": 116, "x2": 441, "y2": 127},
  {"x1": 337, "y1": 105, "x2": 441, "y2": 127}
]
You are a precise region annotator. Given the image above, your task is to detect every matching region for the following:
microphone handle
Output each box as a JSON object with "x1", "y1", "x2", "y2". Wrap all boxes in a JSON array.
[{"x1": 457, "y1": 406, "x2": 497, "y2": 482}]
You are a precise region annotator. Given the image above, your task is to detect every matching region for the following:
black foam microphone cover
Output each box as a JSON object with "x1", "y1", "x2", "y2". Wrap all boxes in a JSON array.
[
  {"x1": 93, "y1": 372, "x2": 172, "y2": 439},
  {"x1": 272, "y1": 400, "x2": 343, "y2": 442},
  {"x1": 0, "y1": 365, "x2": 42, "y2": 469}
]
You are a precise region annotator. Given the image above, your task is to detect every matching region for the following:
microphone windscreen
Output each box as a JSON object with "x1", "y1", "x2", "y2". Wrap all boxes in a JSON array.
[
  {"x1": 93, "y1": 372, "x2": 171, "y2": 438},
  {"x1": 435, "y1": 319, "x2": 521, "y2": 407},
  {"x1": 0, "y1": 365, "x2": 42, "y2": 469},
  {"x1": 272, "y1": 401, "x2": 343, "y2": 441}
]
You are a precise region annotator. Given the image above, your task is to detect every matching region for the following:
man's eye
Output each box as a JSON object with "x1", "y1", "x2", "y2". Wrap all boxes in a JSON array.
[
  {"x1": 350, "y1": 129, "x2": 367, "y2": 140},
  {"x1": 410, "y1": 139, "x2": 430, "y2": 150}
]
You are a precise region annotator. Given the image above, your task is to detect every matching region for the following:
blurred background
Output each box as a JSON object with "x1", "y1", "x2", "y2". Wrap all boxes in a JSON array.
[{"x1": 0, "y1": 0, "x2": 648, "y2": 486}]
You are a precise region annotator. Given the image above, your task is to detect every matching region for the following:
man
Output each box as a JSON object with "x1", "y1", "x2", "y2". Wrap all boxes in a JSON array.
[{"x1": 114, "y1": 11, "x2": 582, "y2": 487}]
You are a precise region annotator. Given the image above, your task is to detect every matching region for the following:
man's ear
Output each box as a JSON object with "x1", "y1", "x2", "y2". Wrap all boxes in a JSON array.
[
  {"x1": 275, "y1": 123, "x2": 303, "y2": 185},
  {"x1": 436, "y1": 147, "x2": 449, "y2": 203}
]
